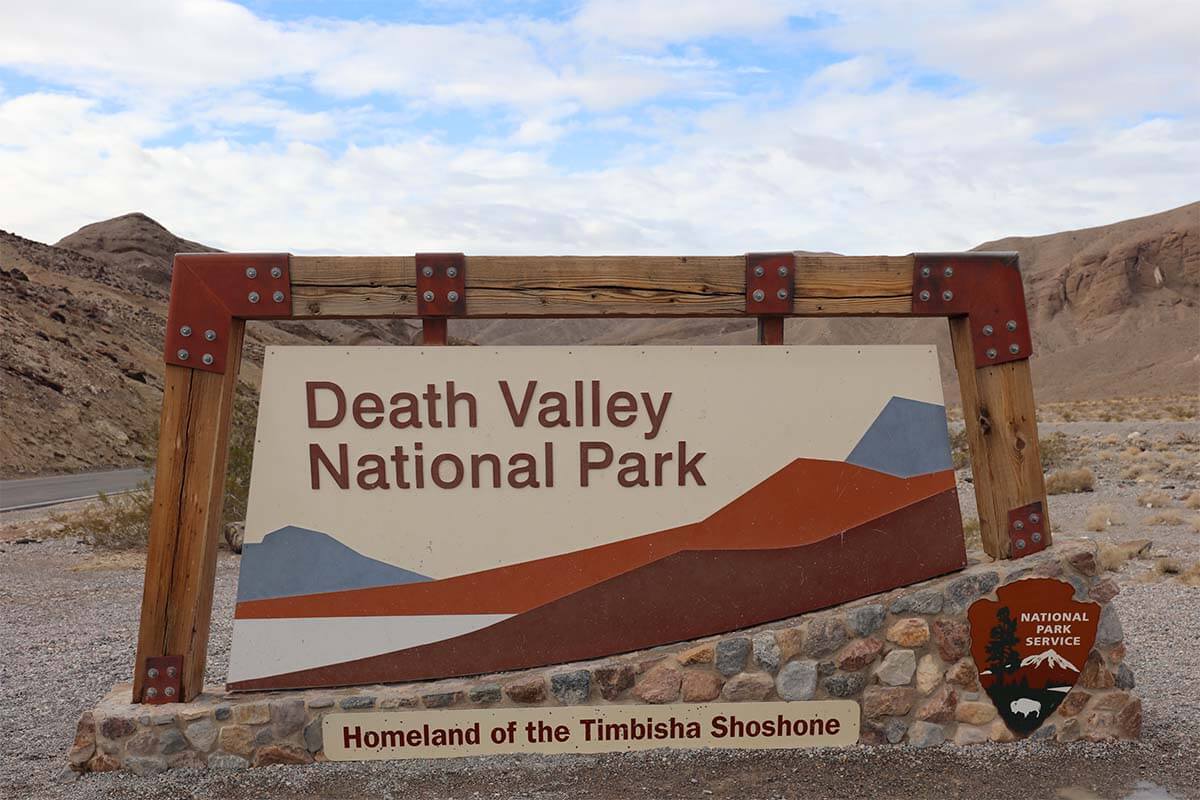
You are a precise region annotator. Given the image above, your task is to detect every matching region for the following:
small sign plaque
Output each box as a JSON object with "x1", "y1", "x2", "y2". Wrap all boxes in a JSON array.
[{"x1": 321, "y1": 701, "x2": 860, "y2": 760}]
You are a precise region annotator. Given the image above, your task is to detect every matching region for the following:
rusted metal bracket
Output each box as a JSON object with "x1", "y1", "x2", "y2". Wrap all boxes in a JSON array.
[
  {"x1": 745, "y1": 252, "x2": 795, "y2": 316},
  {"x1": 140, "y1": 655, "x2": 183, "y2": 704},
  {"x1": 416, "y1": 253, "x2": 466, "y2": 317},
  {"x1": 911, "y1": 252, "x2": 1032, "y2": 368},
  {"x1": 164, "y1": 253, "x2": 292, "y2": 373},
  {"x1": 1007, "y1": 500, "x2": 1047, "y2": 558}
]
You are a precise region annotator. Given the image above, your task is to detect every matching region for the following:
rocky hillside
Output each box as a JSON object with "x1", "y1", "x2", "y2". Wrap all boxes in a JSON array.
[{"x1": 1, "y1": 205, "x2": 1196, "y2": 477}]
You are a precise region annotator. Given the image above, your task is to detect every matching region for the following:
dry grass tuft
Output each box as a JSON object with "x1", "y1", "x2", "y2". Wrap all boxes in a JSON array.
[
  {"x1": 1045, "y1": 467, "x2": 1095, "y2": 495},
  {"x1": 1137, "y1": 490, "x2": 1174, "y2": 508},
  {"x1": 1179, "y1": 562, "x2": 1200, "y2": 588},
  {"x1": 1185, "y1": 491, "x2": 1200, "y2": 510},
  {"x1": 1084, "y1": 505, "x2": 1124, "y2": 532},
  {"x1": 1156, "y1": 556, "x2": 1183, "y2": 575},
  {"x1": 961, "y1": 517, "x2": 981, "y2": 551},
  {"x1": 1097, "y1": 539, "x2": 1152, "y2": 571},
  {"x1": 1145, "y1": 510, "x2": 1186, "y2": 526}
]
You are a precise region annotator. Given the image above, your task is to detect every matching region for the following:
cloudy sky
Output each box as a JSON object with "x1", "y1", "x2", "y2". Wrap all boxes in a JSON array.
[{"x1": 1, "y1": 0, "x2": 1196, "y2": 254}]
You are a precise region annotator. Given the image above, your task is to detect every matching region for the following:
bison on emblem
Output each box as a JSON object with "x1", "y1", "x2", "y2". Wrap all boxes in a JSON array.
[{"x1": 968, "y1": 578, "x2": 1100, "y2": 736}]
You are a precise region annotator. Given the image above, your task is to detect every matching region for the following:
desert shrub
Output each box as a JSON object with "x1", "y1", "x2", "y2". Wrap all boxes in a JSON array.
[
  {"x1": 1156, "y1": 557, "x2": 1183, "y2": 575},
  {"x1": 222, "y1": 391, "x2": 258, "y2": 528},
  {"x1": 1084, "y1": 505, "x2": 1124, "y2": 532},
  {"x1": 961, "y1": 517, "x2": 981, "y2": 551},
  {"x1": 1145, "y1": 510, "x2": 1186, "y2": 526},
  {"x1": 1039, "y1": 432, "x2": 1075, "y2": 470},
  {"x1": 1186, "y1": 492, "x2": 1200, "y2": 510},
  {"x1": 949, "y1": 427, "x2": 969, "y2": 470},
  {"x1": 1097, "y1": 539, "x2": 1151, "y2": 571},
  {"x1": 1179, "y1": 562, "x2": 1200, "y2": 587},
  {"x1": 51, "y1": 486, "x2": 153, "y2": 549},
  {"x1": 1137, "y1": 490, "x2": 1174, "y2": 508},
  {"x1": 1045, "y1": 467, "x2": 1095, "y2": 495}
]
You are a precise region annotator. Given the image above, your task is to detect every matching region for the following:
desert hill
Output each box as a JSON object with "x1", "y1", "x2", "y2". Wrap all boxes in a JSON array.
[{"x1": 1, "y1": 204, "x2": 1196, "y2": 477}]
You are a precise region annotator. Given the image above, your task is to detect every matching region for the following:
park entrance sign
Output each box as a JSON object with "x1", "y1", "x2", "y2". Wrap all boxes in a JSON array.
[{"x1": 228, "y1": 345, "x2": 966, "y2": 690}]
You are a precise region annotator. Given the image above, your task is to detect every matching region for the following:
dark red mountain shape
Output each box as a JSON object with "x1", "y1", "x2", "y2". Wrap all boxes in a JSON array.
[
  {"x1": 228, "y1": 487, "x2": 966, "y2": 691},
  {"x1": 237, "y1": 459, "x2": 955, "y2": 619}
]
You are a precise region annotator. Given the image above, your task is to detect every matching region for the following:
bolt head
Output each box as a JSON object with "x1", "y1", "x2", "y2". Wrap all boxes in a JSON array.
[
  {"x1": 1009, "y1": 343, "x2": 1021, "y2": 354},
  {"x1": 164, "y1": 686, "x2": 176, "y2": 697},
  {"x1": 204, "y1": 329, "x2": 216, "y2": 341},
  {"x1": 942, "y1": 290, "x2": 954, "y2": 301},
  {"x1": 423, "y1": 290, "x2": 435, "y2": 302},
  {"x1": 245, "y1": 267, "x2": 257, "y2": 279},
  {"x1": 1031, "y1": 532, "x2": 1042, "y2": 543},
  {"x1": 776, "y1": 289, "x2": 789, "y2": 301},
  {"x1": 919, "y1": 290, "x2": 931, "y2": 302},
  {"x1": 1014, "y1": 519, "x2": 1025, "y2": 531},
  {"x1": 422, "y1": 266, "x2": 434, "y2": 278},
  {"x1": 986, "y1": 347, "x2": 998, "y2": 359},
  {"x1": 1029, "y1": 513, "x2": 1041, "y2": 524},
  {"x1": 146, "y1": 687, "x2": 158, "y2": 698},
  {"x1": 921, "y1": 266, "x2": 931, "y2": 277},
  {"x1": 752, "y1": 289, "x2": 765, "y2": 302},
  {"x1": 272, "y1": 290, "x2": 286, "y2": 303},
  {"x1": 446, "y1": 267, "x2": 459, "y2": 278},
  {"x1": 176, "y1": 349, "x2": 189, "y2": 361},
  {"x1": 166, "y1": 666, "x2": 177, "y2": 678},
  {"x1": 248, "y1": 291, "x2": 260, "y2": 303},
  {"x1": 982, "y1": 324, "x2": 994, "y2": 336},
  {"x1": 447, "y1": 290, "x2": 460, "y2": 303},
  {"x1": 270, "y1": 266, "x2": 283, "y2": 279},
  {"x1": 753, "y1": 266, "x2": 765, "y2": 278},
  {"x1": 944, "y1": 266, "x2": 954, "y2": 278},
  {"x1": 777, "y1": 266, "x2": 789, "y2": 277},
  {"x1": 179, "y1": 325, "x2": 192, "y2": 337},
  {"x1": 201, "y1": 353, "x2": 214, "y2": 365},
  {"x1": 1006, "y1": 319, "x2": 1018, "y2": 332},
  {"x1": 147, "y1": 667, "x2": 159, "y2": 679},
  {"x1": 1015, "y1": 538, "x2": 1027, "y2": 550}
]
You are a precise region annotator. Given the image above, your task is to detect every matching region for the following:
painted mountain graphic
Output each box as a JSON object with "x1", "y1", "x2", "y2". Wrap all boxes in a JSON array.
[
  {"x1": 1020, "y1": 648, "x2": 1078, "y2": 672},
  {"x1": 237, "y1": 527, "x2": 430, "y2": 602}
]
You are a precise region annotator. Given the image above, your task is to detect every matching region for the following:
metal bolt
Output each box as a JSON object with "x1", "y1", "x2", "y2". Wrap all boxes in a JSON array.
[
  {"x1": 447, "y1": 290, "x2": 460, "y2": 303},
  {"x1": 1029, "y1": 513, "x2": 1041, "y2": 524},
  {"x1": 919, "y1": 290, "x2": 931, "y2": 302},
  {"x1": 422, "y1": 266, "x2": 434, "y2": 278},
  {"x1": 146, "y1": 687, "x2": 158, "y2": 699},
  {"x1": 147, "y1": 667, "x2": 159, "y2": 679},
  {"x1": 1031, "y1": 532, "x2": 1042, "y2": 543},
  {"x1": 202, "y1": 354, "x2": 214, "y2": 366},
  {"x1": 179, "y1": 325, "x2": 192, "y2": 337},
  {"x1": 944, "y1": 266, "x2": 954, "y2": 278},
  {"x1": 753, "y1": 266, "x2": 765, "y2": 278},
  {"x1": 752, "y1": 289, "x2": 765, "y2": 302},
  {"x1": 921, "y1": 266, "x2": 931, "y2": 277},
  {"x1": 245, "y1": 267, "x2": 257, "y2": 279},
  {"x1": 942, "y1": 290, "x2": 954, "y2": 301},
  {"x1": 164, "y1": 686, "x2": 176, "y2": 698},
  {"x1": 1006, "y1": 319, "x2": 1018, "y2": 332},
  {"x1": 986, "y1": 347, "x2": 998, "y2": 359},
  {"x1": 248, "y1": 291, "x2": 260, "y2": 304},
  {"x1": 272, "y1": 290, "x2": 285, "y2": 303},
  {"x1": 777, "y1": 266, "x2": 789, "y2": 277},
  {"x1": 982, "y1": 324, "x2": 994, "y2": 336},
  {"x1": 776, "y1": 289, "x2": 789, "y2": 301},
  {"x1": 422, "y1": 290, "x2": 435, "y2": 302},
  {"x1": 1014, "y1": 519, "x2": 1025, "y2": 530},
  {"x1": 270, "y1": 266, "x2": 283, "y2": 279},
  {"x1": 1009, "y1": 343, "x2": 1021, "y2": 354},
  {"x1": 176, "y1": 349, "x2": 189, "y2": 361},
  {"x1": 447, "y1": 267, "x2": 459, "y2": 278},
  {"x1": 204, "y1": 329, "x2": 216, "y2": 341},
  {"x1": 166, "y1": 666, "x2": 177, "y2": 678},
  {"x1": 1015, "y1": 538, "x2": 1027, "y2": 550}
]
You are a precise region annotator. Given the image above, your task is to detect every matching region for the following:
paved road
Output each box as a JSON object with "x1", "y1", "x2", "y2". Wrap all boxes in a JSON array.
[{"x1": 0, "y1": 467, "x2": 150, "y2": 511}]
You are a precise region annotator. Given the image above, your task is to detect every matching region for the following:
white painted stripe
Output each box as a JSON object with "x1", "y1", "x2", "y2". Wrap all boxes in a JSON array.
[{"x1": 227, "y1": 614, "x2": 513, "y2": 683}]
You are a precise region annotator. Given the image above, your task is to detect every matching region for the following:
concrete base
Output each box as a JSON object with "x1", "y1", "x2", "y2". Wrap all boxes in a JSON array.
[{"x1": 69, "y1": 543, "x2": 1139, "y2": 774}]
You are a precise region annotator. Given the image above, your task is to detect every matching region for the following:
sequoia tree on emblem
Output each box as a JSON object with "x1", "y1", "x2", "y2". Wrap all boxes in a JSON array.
[{"x1": 967, "y1": 578, "x2": 1100, "y2": 736}]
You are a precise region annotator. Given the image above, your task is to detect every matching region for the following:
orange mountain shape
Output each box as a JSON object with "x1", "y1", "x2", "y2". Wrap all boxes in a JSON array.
[{"x1": 236, "y1": 459, "x2": 955, "y2": 619}]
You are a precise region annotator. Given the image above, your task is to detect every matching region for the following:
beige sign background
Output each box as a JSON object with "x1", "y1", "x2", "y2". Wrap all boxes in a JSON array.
[
  {"x1": 245, "y1": 345, "x2": 945, "y2": 577},
  {"x1": 321, "y1": 701, "x2": 860, "y2": 760}
]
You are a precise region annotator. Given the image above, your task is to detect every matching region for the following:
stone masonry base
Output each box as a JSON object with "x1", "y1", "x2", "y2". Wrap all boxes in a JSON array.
[{"x1": 69, "y1": 543, "x2": 1139, "y2": 774}]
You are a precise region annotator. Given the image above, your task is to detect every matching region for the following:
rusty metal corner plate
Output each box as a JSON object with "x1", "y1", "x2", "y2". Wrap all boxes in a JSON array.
[
  {"x1": 416, "y1": 253, "x2": 466, "y2": 316},
  {"x1": 746, "y1": 252, "x2": 795, "y2": 315},
  {"x1": 141, "y1": 655, "x2": 183, "y2": 704},
  {"x1": 164, "y1": 253, "x2": 292, "y2": 374},
  {"x1": 1007, "y1": 500, "x2": 1047, "y2": 558},
  {"x1": 910, "y1": 252, "x2": 1032, "y2": 368}
]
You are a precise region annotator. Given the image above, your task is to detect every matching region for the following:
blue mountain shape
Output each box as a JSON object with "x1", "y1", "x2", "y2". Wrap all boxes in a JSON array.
[
  {"x1": 236, "y1": 526, "x2": 430, "y2": 603},
  {"x1": 844, "y1": 396, "x2": 953, "y2": 478}
]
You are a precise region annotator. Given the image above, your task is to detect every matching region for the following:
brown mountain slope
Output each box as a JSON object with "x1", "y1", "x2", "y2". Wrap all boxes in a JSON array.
[{"x1": 2, "y1": 204, "x2": 1196, "y2": 477}]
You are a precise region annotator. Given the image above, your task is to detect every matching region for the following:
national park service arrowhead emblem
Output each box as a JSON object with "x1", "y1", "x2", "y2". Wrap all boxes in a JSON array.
[{"x1": 968, "y1": 578, "x2": 1100, "y2": 736}]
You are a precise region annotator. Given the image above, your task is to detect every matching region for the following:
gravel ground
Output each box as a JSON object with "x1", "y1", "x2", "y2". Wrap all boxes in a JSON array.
[{"x1": 1, "y1": 418, "x2": 1198, "y2": 800}]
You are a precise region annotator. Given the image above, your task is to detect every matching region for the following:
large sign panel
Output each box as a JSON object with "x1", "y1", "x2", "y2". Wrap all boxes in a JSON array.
[{"x1": 229, "y1": 346, "x2": 965, "y2": 690}]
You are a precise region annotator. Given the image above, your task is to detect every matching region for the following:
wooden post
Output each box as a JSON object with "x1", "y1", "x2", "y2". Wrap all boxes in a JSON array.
[
  {"x1": 949, "y1": 317, "x2": 1048, "y2": 559},
  {"x1": 133, "y1": 321, "x2": 245, "y2": 702}
]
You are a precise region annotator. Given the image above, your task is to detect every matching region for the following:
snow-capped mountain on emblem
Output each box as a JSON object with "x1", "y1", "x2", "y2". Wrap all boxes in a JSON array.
[{"x1": 968, "y1": 579, "x2": 1100, "y2": 736}]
